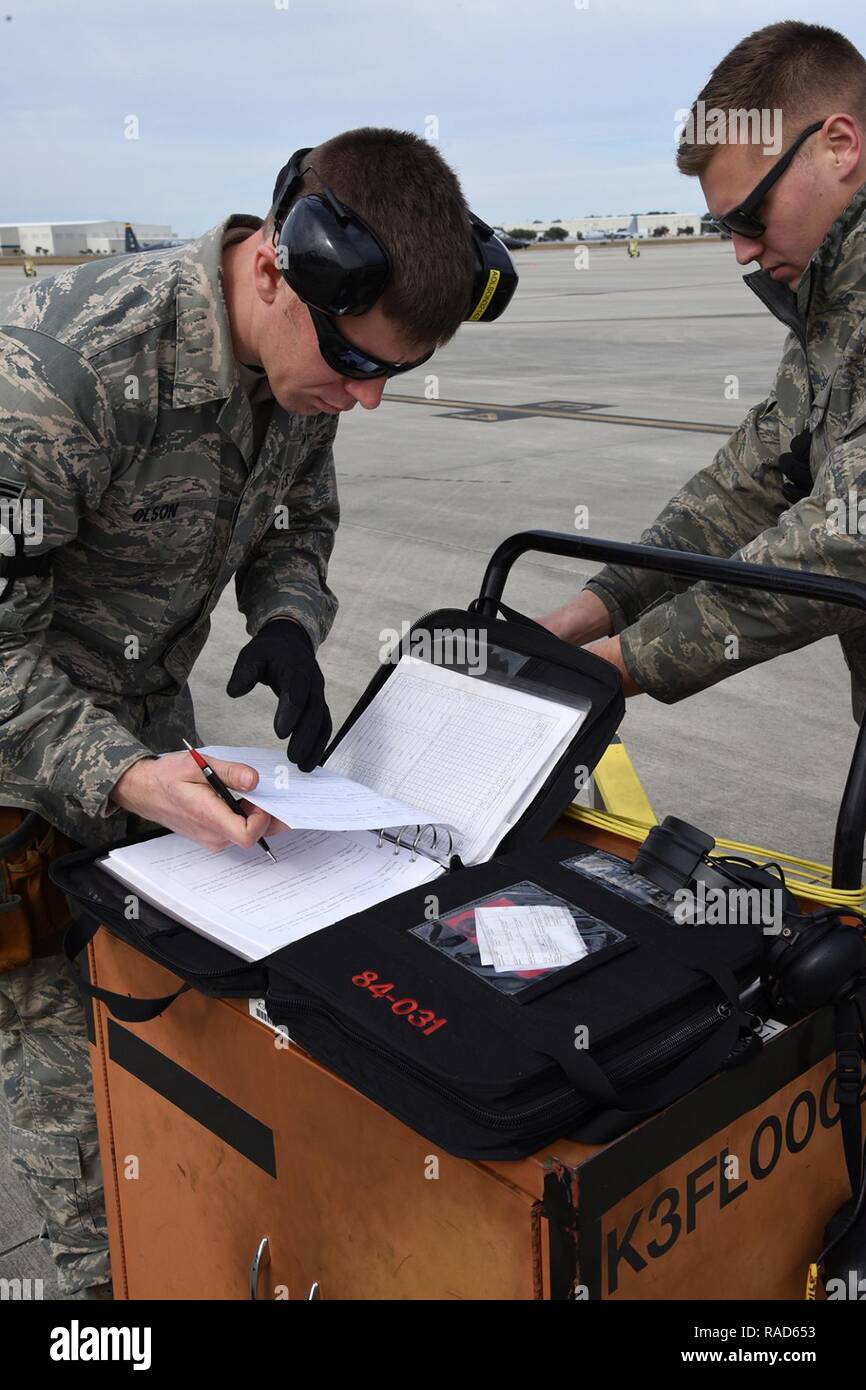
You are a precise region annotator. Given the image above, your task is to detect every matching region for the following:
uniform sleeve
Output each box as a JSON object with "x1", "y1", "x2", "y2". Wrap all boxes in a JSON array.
[
  {"x1": 235, "y1": 413, "x2": 340, "y2": 650},
  {"x1": 617, "y1": 427, "x2": 866, "y2": 703},
  {"x1": 0, "y1": 329, "x2": 157, "y2": 828},
  {"x1": 584, "y1": 391, "x2": 787, "y2": 630}
]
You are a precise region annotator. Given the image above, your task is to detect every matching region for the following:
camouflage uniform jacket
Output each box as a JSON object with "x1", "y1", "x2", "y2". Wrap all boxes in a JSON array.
[
  {"x1": 585, "y1": 180, "x2": 866, "y2": 722},
  {"x1": 0, "y1": 214, "x2": 340, "y2": 846}
]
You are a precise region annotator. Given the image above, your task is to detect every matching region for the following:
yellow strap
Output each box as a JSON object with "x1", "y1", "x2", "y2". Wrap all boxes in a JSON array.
[
  {"x1": 592, "y1": 742, "x2": 657, "y2": 827},
  {"x1": 468, "y1": 269, "x2": 500, "y2": 321},
  {"x1": 564, "y1": 804, "x2": 866, "y2": 909}
]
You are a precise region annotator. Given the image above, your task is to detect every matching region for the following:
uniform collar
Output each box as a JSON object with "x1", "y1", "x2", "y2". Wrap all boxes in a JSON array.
[
  {"x1": 743, "y1": 180, "x2": 866, "y2": 336},
  {"x1": 172, "y1": 213, "x2": 264, "y2": 409},
  {"x1": 805, "y1": 177, "x2": 866, "y2": 285}
]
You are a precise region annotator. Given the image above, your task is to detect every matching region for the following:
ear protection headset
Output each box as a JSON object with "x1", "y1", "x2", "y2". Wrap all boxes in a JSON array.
[
  {"x1": 629, "y1": 814, "x2": 866, "y2": 1297},
  {"x1": 630, "y1": 816, "x2": 866, "y2": 1009},
  {"x1": 269, "y1": 147, "x2": 518, "y2": 324},
  {"x1": 764, "y1": 909, "x2": 866, "y2": 1013}
]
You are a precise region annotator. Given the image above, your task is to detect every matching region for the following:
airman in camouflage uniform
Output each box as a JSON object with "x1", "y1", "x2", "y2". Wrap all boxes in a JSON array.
[
  {"x1": 543, "y1": 26, "x2": 866, "y2": 729},
  {"x1": 0, "y1": 119, "x2": 484, "y2": 1298},
  {"x1": 584, "y1": 180, "x2": 866, "y2": 719},
  {"x1": 0, "y1": 216, "x2": 343, "y2": 845},
  {"x1": 0, "y1": 213, "x2": 340, "y2": 1297}
]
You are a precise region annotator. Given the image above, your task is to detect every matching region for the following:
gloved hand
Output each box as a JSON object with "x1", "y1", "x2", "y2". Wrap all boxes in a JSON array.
[{"x1": 226, "y1": 620, "x2": 332, "y2": 772}]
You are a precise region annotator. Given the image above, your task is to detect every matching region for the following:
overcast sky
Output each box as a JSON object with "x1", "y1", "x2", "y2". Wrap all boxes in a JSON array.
[{"x1": 2, "y1": 0, "x2": 864, "y2": 234}]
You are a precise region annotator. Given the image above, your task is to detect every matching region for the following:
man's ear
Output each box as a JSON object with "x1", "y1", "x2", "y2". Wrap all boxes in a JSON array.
[
  {"x1": 253, "y1": 240, "x2": 282, "y2": 307},
  {"x1": 824, "y1": 113, "x2": 862, "y2": 179}
]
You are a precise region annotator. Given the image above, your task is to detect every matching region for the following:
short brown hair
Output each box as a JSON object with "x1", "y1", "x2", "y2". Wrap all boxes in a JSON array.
[
  {"x1": 677, "y1": 21, "x2": 866, "y2": 176},
  {"x1": 264, "y1": 127, "x2": 475, "y2": 348}
]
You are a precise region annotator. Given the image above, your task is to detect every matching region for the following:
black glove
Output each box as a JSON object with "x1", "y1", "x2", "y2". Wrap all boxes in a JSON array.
[{"x1": 226, "y1": 620, "x2": 332, "y2": 772}]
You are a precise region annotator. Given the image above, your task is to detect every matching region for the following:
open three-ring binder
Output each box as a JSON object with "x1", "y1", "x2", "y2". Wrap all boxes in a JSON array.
[
  {"x1": 54, "y1": 592, "x2": 626, "y2": 968},
  {"x1": 93, "y1": 644, "x2": 602, "y2": 962}
]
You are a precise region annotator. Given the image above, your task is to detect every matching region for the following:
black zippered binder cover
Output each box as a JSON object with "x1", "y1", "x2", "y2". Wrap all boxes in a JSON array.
[
  {"x1": 51, "y1": 604, "x2": 764, "y2": 1157},
  {"x1": 262, "y1": 839, "x2": 764, "y2": 1157}
]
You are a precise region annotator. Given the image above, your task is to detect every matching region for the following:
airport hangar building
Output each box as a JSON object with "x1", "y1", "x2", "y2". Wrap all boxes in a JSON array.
[
  {"x1": 530, "y1": 212, "x2": 706, "y2": 237},
  {"x1": 0, "y1": 220, "x2": 177, "y2": 256},
  {"x1": 1, "y1": 214, "x2": 706, "y2": 256}
]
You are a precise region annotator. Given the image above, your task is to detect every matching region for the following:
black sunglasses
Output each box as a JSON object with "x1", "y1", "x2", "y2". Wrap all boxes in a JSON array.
[
  {"x1": 712, "y1": 120, "x2": 825, "y2": 239},
  {"x1": 307, "y1": 304, "x2": 435, "y2": 381}
]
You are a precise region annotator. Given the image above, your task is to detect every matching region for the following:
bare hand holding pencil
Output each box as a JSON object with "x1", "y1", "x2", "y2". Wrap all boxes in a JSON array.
[
  {"x1": 182, "y1": 740, "x2": 278, "y2": 862},
  {"x1": 110, "y1": 747, "x2": 289, "y2": 855}
]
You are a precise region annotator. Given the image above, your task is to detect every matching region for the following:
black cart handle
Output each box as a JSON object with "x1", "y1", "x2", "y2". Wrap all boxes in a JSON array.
[{"x1": 476, "y1": 531, "x2": 866, "y2": 891}]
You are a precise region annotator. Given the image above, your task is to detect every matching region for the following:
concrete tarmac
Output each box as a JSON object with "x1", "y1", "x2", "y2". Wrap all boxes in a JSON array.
[{"x1": 0, "y1": 242, "x2": 858, "y2": 1296}]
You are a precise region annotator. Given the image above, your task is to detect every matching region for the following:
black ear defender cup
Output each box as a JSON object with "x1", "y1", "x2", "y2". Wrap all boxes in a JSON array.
[
  {"x1": 269, "y1": 147, "x2": 518, "y2": 324},
  {"x1": 632, "y1": 815, "x2": 716, "y2": 895},
  {"x1": 271, "y1": 148, "x2": 392, "y2": 317},
  {"x1": 466, "y1": 213, "x2": 518, "y2": 323},
  {"x1": 765, "y1": 915, "x2": 866, "y2": 1013}
]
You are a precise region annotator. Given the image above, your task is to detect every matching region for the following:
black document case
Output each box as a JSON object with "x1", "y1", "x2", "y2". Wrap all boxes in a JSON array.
[{"x1": 52, "y1": 604, "x2": 763, "y2": 1157}]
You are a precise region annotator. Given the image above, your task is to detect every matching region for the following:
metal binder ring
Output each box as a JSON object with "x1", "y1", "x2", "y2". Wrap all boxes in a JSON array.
[
  {"x1": 411, "y1": 825, "x2": 432, "y2": 861},
  {"x1": 394, "y1": 825, "x2": 417, "y2": 856}
]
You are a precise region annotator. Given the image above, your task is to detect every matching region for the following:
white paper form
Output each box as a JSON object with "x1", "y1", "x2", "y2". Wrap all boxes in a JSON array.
[
  {"x1": 101, "y1": 827, "x2": 443, "y2": 962},
  {"x1": 197, "y1": 747, "x2": 450, "y2": 833},
  {"x1": 474, "y1": 905, "x2": 589, "y2": 972},
  {"x1": 325, "y1": 656, "x2": 585, "y2": 864}
]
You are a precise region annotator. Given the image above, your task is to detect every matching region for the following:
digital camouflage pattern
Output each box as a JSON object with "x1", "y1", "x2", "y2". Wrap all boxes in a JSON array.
[
  {"x1": 0, "y1": 956, "x2": 109, "y2": 1295},
  {"x1": 0, "y1": 214, "x2": 340, "y2": 845},
  {"x1": 585, "y1": 180, "x2": 866, "y2": 719},
  {"x1": 0, "y1": 215, "x2": 340, "y2": 1297}
]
